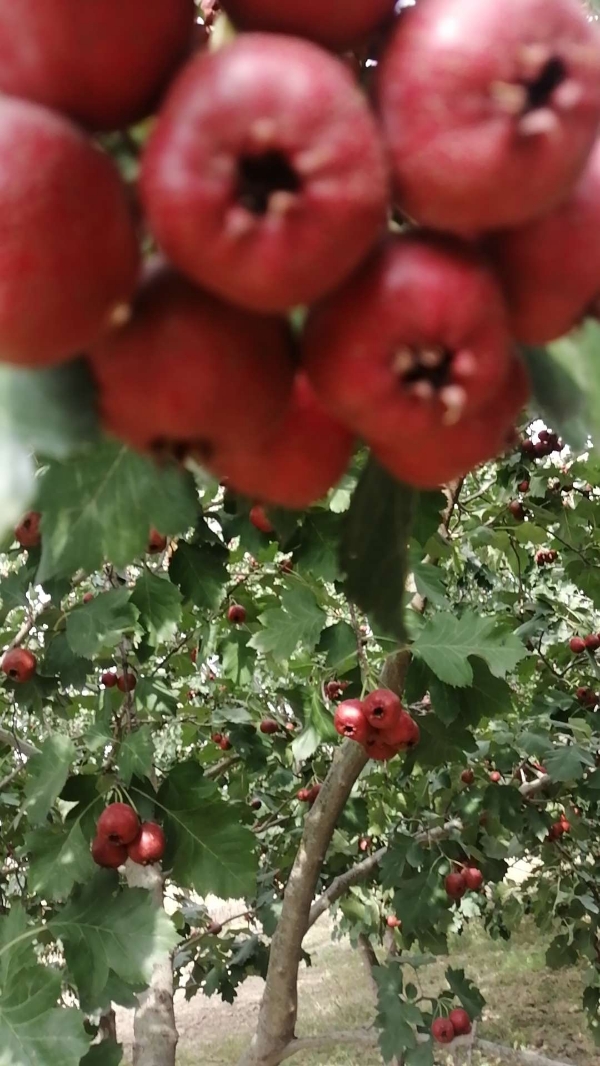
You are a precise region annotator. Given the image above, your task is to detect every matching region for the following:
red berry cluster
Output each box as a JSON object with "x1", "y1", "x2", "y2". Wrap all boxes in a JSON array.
[
  {"x1": 334, "y1": 689, "x2": 420, "y2": 762},
  {"x1": 92, "y1": 802, "x2": 166, "y2": 869},
  {"x1": 570, "y1": 634, "x2": 600, "y2": 654},
  {"x1": 535, "y1": 549, "x2": 559, "y2": 567},
  {"x1": 576, "y1": 686, "x2": 598, "y2": 709},
  {"x1": 102, "y1": 669, "x2": 137, "y2": 692},
  {"x1": 2, "y1": 0, "x2": 598, "y2": 498},
  {"x1": 520, "y1": 430, "x2": 563, "y2": 461},
  {"x1": 1, "y1": 647, "x2": 37, "y2": 684},
  {"x1": 432, "y1": 1009, "x2": 472, "y2": 1045},
  {"x1": 324, "y1": 679, "x2": 350, "y2": 701},
  {"x1": 297, "y1": 784, "x2": 321, "y2": 805},
  {"x1": 211, "y1": 733, "x2": 233, "y2": 751},
  {"x1": 444, "y1": 866, "x2": 484, "y2": 900},
  {"x1": 547, "y1": 812, "x2": 571, "y2": 842}
]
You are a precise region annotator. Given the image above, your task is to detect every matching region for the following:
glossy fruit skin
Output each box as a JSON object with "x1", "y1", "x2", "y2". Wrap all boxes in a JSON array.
[
  {"x1": 260, "y1": 719, "x2": 279, "y2": 735},
  {"x1": 585, "y1": 634, "x2": 600, "y2": 651},
  {"x1": 90, "y1": 266, "x2": 294, "y2": 462},
  {"x1": 249, "y1": 505, "x2": 274, "y2": 535},
  {"x1": 1, "y1": 648, "x2": 37, "y2": 683},
  {"x1": 211, "y1": 733, "x2": 223, "y2": 745},
  {"x1": 489, "y1": 770, "x2": 502, "y2": 783},
  {"x1": 386, "y1": 915, "x2": 402, "y2": 929},
  {"x1": 383, "y1": 712, "x2": 420, "y2": 750},
  {"x1": 228, "y1": 604, "x2": 247, "y2": 625},
  {"x1": 432, "y1": 1018, "x2": 455, "y2": 1045},
  {"x1": 334, "y1": 699, "x2": 369, "y2": 744},
  {"x1": 518, "y1": 480, "x2": 530, "y2": 493},
  {"x1": 297, "y1": 788, "x2": 310, "y2": 802},
  {"x1": 141, "y1": 35, "x2": 388, "y2": 313},
  {"x1": 97, "y1": 803, "x2": 140, "y2": 846},
  {"x1": 307, "y1": 784, "x2": 321, "y2": 804},
  {"x1": 304, "y1": 233, "x2": 511, "y2": 446},
  {"x1": 147, "y1": 529, "x2": 167, "y2": 554},
  {"x1": 373, "y1": 354, "x2": 530, "y2": 490},
  {"x1": 15, "y1": 512, "x2": 41, "y2": 548},
  {"x1": 127, "y1": 822, "x2": 166, "y2": 865},
  {"x1": 449, "y1": 1009, "x2": 472, "y2": 1036},
  {"x1": 487, "y1": 140, "x2": 600, "y2": 344},
  {"x1": 208, "y1": 374, "x2": 354, "y2": 509},
  {"x1": 250, "y1": 797, "x2": 262, "y2": 810},
  {"x1": 508, "y1": 501, "x2": 525, "y2": 521},
  {"x1": 461, "y1": 769, "x2": 475, "y2": 785},
  {"x1": 219, "y1": 737, "x2": 232, "y2": 751},
  {"x1": 83, "y1": 592, "x2": 94, "y2": 604},
  {"x1": 0, "y1": 0, "x2": 195, "y2": 131},
  {"x1": 102, "y1": 671, "x2": 118, "y2": 688},
  {"x1": 92, "y1": 835, "x2": 128, "y2": 869},
  {"x1": 570, "y1": 636, "x2": 586, "y2": 654},
  {"x1": 0, "y1": 98, "x2": 139, "y2": 367},
  {"x1": 365, "y1": 729, "x2": 401, "y2": 762},
  {"x1": 117, "y1": 672, "x2": 137, "y2": 693},
  {"x1": 463, "y1": 867, "x2": 484, "y2": 892},
  {"x1": 363, "y1": 689, "x2": 402, "y2": 731},
  {"x1": 220, "y1": 0, "x2": 396, "y2": 50},
  {"x1": 445, "y1": 872, "x2": 467, "y2": 899},
  {"x1": 377, "y1": 0, "x2": 600, "y2": 235}
]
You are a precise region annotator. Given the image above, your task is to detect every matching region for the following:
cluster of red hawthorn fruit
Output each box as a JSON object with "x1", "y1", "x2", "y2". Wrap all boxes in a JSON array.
[
  {"x1": 546, "y1": 811, "x2": 571, "y2": 842},
  {"x1": 3, "y1": 0, "x2": 600, "y2": 504},
  {"x1": 91, "y1": 802, "x2": 166, "y2": 869},
  {"x1": 432, "y1": 1009, "x2": 473, "y2": 1045},
  {"x1": 569, "y1": 633, "x2": 600, "y2": 654},
  {"x1": 444, "y1": 865, "x2": 485, "y2": 901},
  {"x1": 576, "y1": 685, "x2": 599, "y2": 709},
  {"x1": 334, "y1": 688, "x2": 420, "y2": 762}
]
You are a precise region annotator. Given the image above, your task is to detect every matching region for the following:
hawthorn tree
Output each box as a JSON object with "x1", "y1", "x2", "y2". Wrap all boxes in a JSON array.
[{"x1": 1, "y1": 2, "x2": 600, "y2": 1066}]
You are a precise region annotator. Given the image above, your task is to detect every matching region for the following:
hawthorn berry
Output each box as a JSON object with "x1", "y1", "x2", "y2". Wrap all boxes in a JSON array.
[
  {"x1": 127, "y1": 822, "x2": 166, "y2": 866},
  {"x1": 304, "y1": 233, "x2": 511, "y2": 446},
  {"x1": 377, "y1": 0, "x2": 600, "y2": 234},
  {"x1": 207, "y1": 919, "x2": 223, "y2": 935},
  {"x1": 383, "y1": 712, "x2": 420, "y2": 751},
  {"x1": 97, "y1": 803, "x2": 140, "y2": 846},
  {"x1": 259, "y1": 719, "x2": 279, "y2": 735},
  {"x1": 141, "y1": 35, "x2": 388, "y2": 313},
  {"x1": 585, "y1": 634, "x2": 600, "y2": 652},
  {"x1": 508, "y1": 500, "x2": 525, "y2": 521},
  {"x1": 117, "y1": 671, "x2": 137, "y2": 693},
  {"x1": 220, "y1": 0, "x2": 397, "y2": 50},
  {"x1": 363, "y1": 689, "x2": 402, "y2": 732},
  {"x1": 0, "y1": 97, "x2": 139, "y2": 367},
  {"x1": 83, "y1": 592, "x2": 94, "y2": 604},
  {"x1": 489, "y1": 770, "x2": 502, "y2": 783},
  {"x1": 364, "y1": 730, "x2": 401, "y2": 762},
  {"x1": 518, "y1": 480, "x2": 530, "y2": 493},
  {"x1": 1, "y1": 648, "x2": 37, "y2": 683},
  {"x1": 249, "y1": 505, "x2": 274, "y2": 535},
  {"x1": 14, "y1": 511, "x2": 41, "y2": 549},
  {"x1": 90, "y1": 266, "x2": 294, "y2": 463},
  {"x1": 325, "y1": 680, "x2": 344, "y2": 701},
  {"x1": 219, "y1": 737, "x2": 232, "y2": 752},
  {"x1": 147, "y1": 529, "x2": 167, "y2": 554},
  {"x1": 228, "y1": 604, "x2": 247, "y2": 625},
  {"x1": 307, "y1": 784, "x2": 321, "y2": 804},
  {"x1": 449, "y1": 1009, "x2": 472, "y2": 1036},
  {"x1": 463, "y1": 867, "x2": 484, "y2": 892},
  {"x1": 445, "y1": 872, "x2": 467, "y2": 900},
  {"x1": 92, "y1": 836, "x2": 128, "y2": 869},
  {"x1": 432, "y1": 1018, "x2": 455, "y2": 1045},
  {"x1": 101, "y1": 671, "x2": 118, "y2": 688},
  {"x1": 296, "y1": 788, "x2": 311, "y2": 802},
  {"x1": 570, "y1": 636, "x2": 586, "y2": 654},
  {"x1": 211, "y1": 733, "x2": 223, "y2": 745},
  {"x1": 461, "y1": 769, "x2": 475, "y2": 785},
  {"x1": 386, "y1": 915, "x2": 402, "y2": 929},
  {"x1": 333, "y1": 699, "x2": 369, "y2": 745}
]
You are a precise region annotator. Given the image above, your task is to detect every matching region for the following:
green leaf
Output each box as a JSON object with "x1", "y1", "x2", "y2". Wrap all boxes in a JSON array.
[
  {"x1": 445, "y1": 967, "x2": 486, "y2": 1018},
  {"x1": 405, "y1": 1041, "x2": 434, "y2": 1066},
  {"x1": 0, "y1": 358, "x2": 99, "y2": 459},
  {"x1": 50, "y1": 874, "x2": 179, "y2": 1005},
  {"x1": 0, "y1": 967, "x2": 89, "y2": 1066},
  {"x1": 26, "y1": 822, "x2": 95, "y2": 901},
  {"x1": 430, "y1": 662, "x2": 512, "y2": 727},
  {"x1": 545, "y1": 745, "x2": 595, "y2": 782},
  {"x1": 411, "y1": 558, "x2": 449, "y2": 608},
  {"x1": 220, "y1": 631, "x2": 256, "y2": 687},
  {"x1": 43, "y1": 633, "x2": 93, "y2": 688},
  {"x1": 117, "y1": 727, "x2": 155, "y2": 786},
  {"x1": 317, "y1": 622, "x2": 358, "y2": 672},
  {"x1": 249, "y1": 586, "x2": 326, "y2": 661},
  {"x1": 291, "y1": 690, "x2": 337, "y2": 762},
  {"x1": 130, "y1": 572, "x2": 182, "y2": 646},
  {"x1": 155, "y1": 762, "x2": 258, "y2": 899},
  {"x1": 37, "y1": 441, "x2": 197, "y2": 581},
  {"x1": 80, "y1": 1042, "x2": 123, "y2": 1066},
  {"x1": 66, "y1": 589, "x2": 139, "y2": 659},
  {"x1": 521, "y1": 332, "x2": 593, "y2": 451},
  {"x1": 374, "y1": 963, "x2": 420, "y2": 1063},
  {"x1": 340, "y1": 457, "x2": 414, "y2": 641},
  {"x1": 0, "y1": 434, "x2": 35, "y2": 542},
  {"x1": 412, "y1": 612, "x2": 527, "y2": 687},
  {"x1": 169, "y1": 542, "x2": 228, "y2": 610},
  {"x1": 23, "y1": 736, "x2": 75, "y2": 826}
]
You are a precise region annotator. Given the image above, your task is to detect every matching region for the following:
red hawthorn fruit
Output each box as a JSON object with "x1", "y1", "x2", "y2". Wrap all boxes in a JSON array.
[
  {"x1": 383, "y1": 712, "x2": 420, "y2": 750},
  {"x1": 333, "y1": 699, "x2": 369, "y2": 744},
  {"x1": 1, "y1": 648, "x2": 37, "y2": 683},
  {"x1": 449, "y1": 1009, "x2": 472, "y2": 1036},
  {"x1": 190, "y1": 647, "x2": 198, "y2": 664},
  {"x1": 250, "y1": 797, "x2": 262, "y2": 810},
  {"x1": 325, "y1": 680, "x2": 343, "y2": 700},
  {"x1": 303, "y1": 233, "x2": 511, "y2": 445},
  {"x1": 359, "y1": 836, "x2": 372, "y2": 852},
  {"x1": 83, "y1": 592, "x2": 94, "y2": 604},
  {"x1": 463, "y1": 867, "x2": 484, "y2": 892},
  {"x1": 570, "y1": 636, "x2": 587, "y2": 654},
  {"x1": 489, "y1": 770, "x2": 502, "y2": 783},
  {"x1": 147, "y1": 529, "x2": 167, "y2": 554},
  {"x1": 0, "y1": 97, "x2": 139, "y2": 367},
  {"x1": 97, "y1": 803, "x2": 140, "y2": 846},
  {"x1": 219, "y1": 737, "x2": 232, "y2": 751},
  {"x1": 585, "y1": 634, "x2": 600, "y2": 651},
  {"x1": 488, "y1": 139, "x2": 600, "y2": 344},
  {"x1": 101, "y1": 671, "x2": 118, "y2": 688},
  {"x1": 249, "y1": 505, "x2": 274, "y2": 535},
  {"x1": 364, "y1": 729, "x2": 401, "y2": 762},
  {"x1": 280, "y1": 558, "x2": 294, "y2": 574},
  {"x1": 386, "y1": 915, "x2": 402, "y2": 929},
  {"x1": 372, "y1": 354, "x2": 530, "y2": 490},
  {"x1": 461, "y1": 769, "x2": 475, "y2": 785},
  {"x1": 259, "y1": 718, "x2": 279, "y2": 735},
  {"x1": 432, "y1": 1018, "x2": 456, "y2": 1045},
  {"x1": 89, "y1": 266, "x2": 294, "y2": 463},
  {"x1": 92, "y1": 835, "x2": 128, "y2": 869},
  {"x1": 15, "y1": 512, "x2": 41, "y2": 549},
  {"x1": 508, "y1": 500, "x2": 526, "y2": 521},
  {"x1": 0, "y1": 0, "x2": 195, "y2": 131},
  {"x1": 140, "y1": 35, "x2": 388, "y2": 313},
  {"x1": 117, "y1": 671, "x2": 137, "y2": 693},
  {"x1": 548, "y1": 821, "x2": 566, "y2": 840},
  {"x1": 207, "y1": 919, "x2": 223, "y2": 935},
  {"x1": 363, "y1": 689, "x2": 403, "y2": 732},
  {"x1": 127, "y1": 822, "x2": 166, "y2": 865},
  {"x1": 518, "y1": 480, "x2": 530, "y2": 493},
  {"x1": 219, "y1": 0, "x2": 397, "y2": 50},
  {"x1": 297, "y1": 788, "x2": 311, "y2": 802},
  {"x1": 376, "y1": 0, "x2": 600, "y2": 235},
  {"x1": 560, "y1": 816, "x2": 572, "y2": 833},
  {"x1": 445, "y1": 872, "x2": 467, "y2": 900},
  {"x1": 307, "y1": 784, "x2": 321, "y2": 804},
  {"x1": 228, "y1": 604, "x2": 247, "y2": 625},
  {"x1": 208, "y1": 374, "x2": 354, "y2": 510},
  {"x1": 211, "y1": 733, "x2": 223, "y2": 744}
]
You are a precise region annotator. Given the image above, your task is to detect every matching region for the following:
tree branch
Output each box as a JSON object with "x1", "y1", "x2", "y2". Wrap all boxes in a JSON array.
[
  {"x1": 0, "y1": 726, "x2": 38, "y2": 759},
  {"x1": 519, "y1": 774, "x2": 551, "y2": 797}
]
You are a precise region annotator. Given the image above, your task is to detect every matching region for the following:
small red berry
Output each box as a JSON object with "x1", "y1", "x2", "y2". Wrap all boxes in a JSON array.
[
  {"x1": 489, "y1": 770, "x2": 502, "y2": 783},
  {"x1": 585, "y1": 634, "x2": 600, "y2": 652},
  {"x1": 102, "y1": 670, "x2": 118, "y2": 688},
  {"x1": 570, "y1": 637, "x2": 586, "y2": 654},
  {"x1": 461, "y1": 769, "x2": 475, "y2": 785},
  {"x1": 334, "y1": 699, "x2": 369, "y2": 744},
  {"x1": 386, "y1": 915, "x2": 402, "y2": 929},
  {"x1": 508, "y1": 500, "x2": 525, "y2": 521},
  {"x1": 307, "y1": 784, "x2": 321, "y2": 804},
  {"x1": 297, "y1": 788, "x2": 310, "y2": 802},
  {"x1": 83, "y1": 591, "x2": 94, "y2": 604},
  {"x1": 445, "y1": 872, "x2": 467, "y2": 900},
  {"x1": 147, "y1": 529, "x2": 167, "y2": 554},
  {"x1": 381, "y1": 711, "x2": 420, "y2": 750},
  {"x1": 92, "y1": 836, "x2": 128, "y2": 869},
  {"x1": 211, "y1": 733, "x2": 223, "y2": 744},
  {"x1": 249, "y1": 505, "x2": 274, "y2": 535},
  {"x1": 117, "y1": 671, "x2": 137, "y2": 693},
  {"x1": 364, "y1": 729, "x2": 401, "y2": 762},
  {"x1": 207, "y1": 919, "x2": 223, "y2": 935},
  {"x1": 228, "y1": 604, "x2": 247, "y2": 625},
  {"x1": 517, "y1": 480, "x2": 530, "y2": 493},
  {"x1": 259, "y1": 719, "x2": 279, "y2": 735},
  {"x1": 97, "y1": 803, "x2": 140, "y2": 846},
  {"x1": 432, "y1": 1018, "x2": 455, "y2": 1045},
  {"x1": 127, "y1": 822, "x2": 166, "y2": 865},
  {"x1": 325, "y1": 680, "x2": 343, "y2": 700},
  {"x1": 14, "y1": 511, "x2": 41, "y2": 549},
  {"x1": 463, "y1": 867, "x2": 484, "y2": 892},
  {"x1": 219, "y1": 737, "x2": 232, "y2": 751},
  {"x1": 363, "y1": 688, "x2": 402, "y2": 731},
  {"x1": 449, "y1": 1009, "x2": 472, "y2": 1036},
  {"x1": 1, "y1": 648, "x2": 37, "y2": 683}
]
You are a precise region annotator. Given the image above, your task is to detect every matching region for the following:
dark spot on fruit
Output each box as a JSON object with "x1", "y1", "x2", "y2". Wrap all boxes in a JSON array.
[
  {"x1": 236, "y1": 150, "x2": 301, "y2": 215},
  {"x1": 524, "y1": 56, "x2": 566, "y2": 111},
  {"x1": 150, "y1": 436, "x2": 214, "y2": 464},
  {"x1": 8, "y1": 669, "x2": 17, "y2": 679}
]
